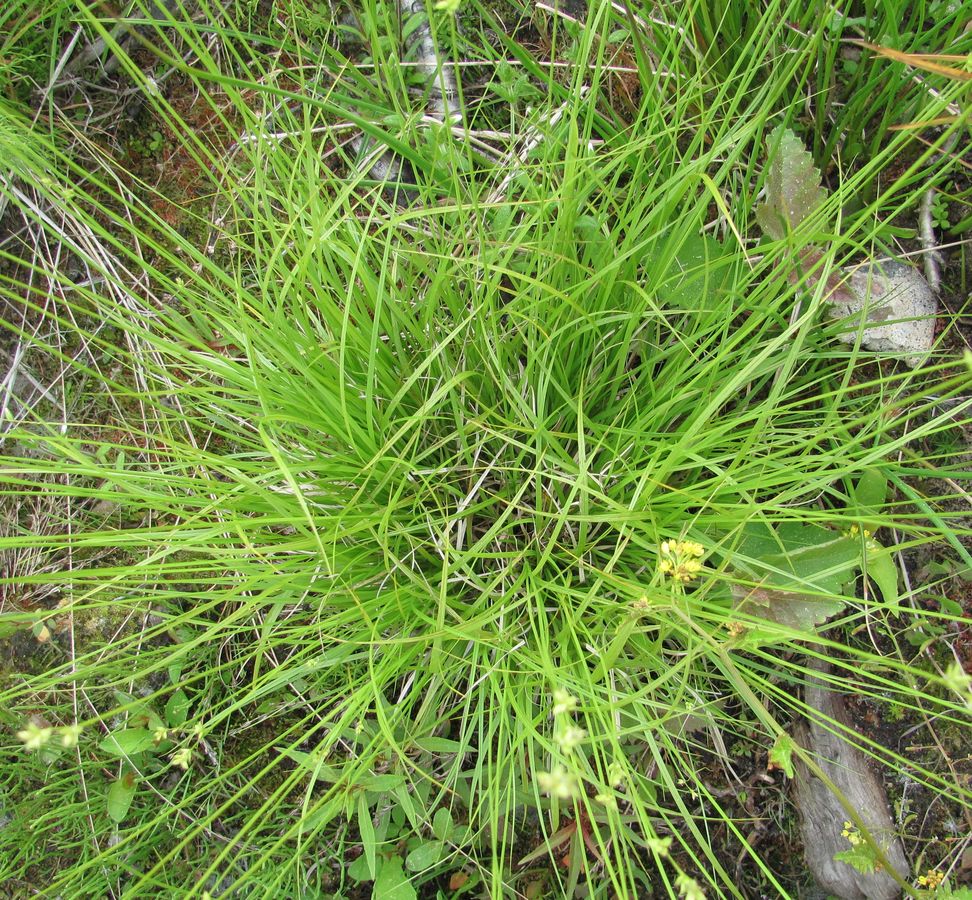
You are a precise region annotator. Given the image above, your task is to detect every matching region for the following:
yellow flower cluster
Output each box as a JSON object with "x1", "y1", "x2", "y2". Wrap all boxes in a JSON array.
[
  {"x1": 16, "y1": 721, "x2": 83, "y2": 750},
  {"x1": 536, "y1": 765, "x2": 578, "y2": 799},
  {"x1": 658, "y1": 539, "x2": 706, "y2": 583},
  {"x1": 841, "y1": 821, "x2": 862, "y2": 846},
  {"x1": 846, "y1": 524, "x2": 882, "y2": 554},
  {"x1": 917, "y1": 869, "x2": 945, "y2": 890},
  {"x1": 536, "y1": 690, "x2": 589, "y2": 801},
  {"x1": 724, "y1": 621, "x2": 746, "y2": 638}
]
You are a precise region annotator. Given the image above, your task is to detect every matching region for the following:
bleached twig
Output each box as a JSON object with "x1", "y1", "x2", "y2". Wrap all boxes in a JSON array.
[{"x1": 918, "y1": 132, "x2": 959, "y2": 294}]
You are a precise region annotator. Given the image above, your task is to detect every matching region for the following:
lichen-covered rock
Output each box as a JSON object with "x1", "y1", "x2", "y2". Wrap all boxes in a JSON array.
[{"x1": 831, "y1": 261, "x2": 937, "y2": 367}]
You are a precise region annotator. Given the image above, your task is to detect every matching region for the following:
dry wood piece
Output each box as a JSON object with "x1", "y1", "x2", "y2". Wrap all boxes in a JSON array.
[{"x1": 792, "y1": 658, "x2": 909, "y2": 900}]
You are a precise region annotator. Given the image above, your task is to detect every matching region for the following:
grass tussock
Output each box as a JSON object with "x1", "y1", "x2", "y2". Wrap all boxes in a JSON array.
[{"x1": 0, "y1": 0, "x2": 970, "y2": 896}]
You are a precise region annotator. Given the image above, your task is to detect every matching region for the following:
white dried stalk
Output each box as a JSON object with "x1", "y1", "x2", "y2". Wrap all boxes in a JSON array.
[{"x1": 352, "y1": 0, "x2": 459, "y2": 192}]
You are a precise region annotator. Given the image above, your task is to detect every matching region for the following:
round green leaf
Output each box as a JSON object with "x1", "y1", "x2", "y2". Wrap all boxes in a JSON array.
[
  {"x1": 374, "y1": 856, "x2": 417, "y2": 900},
  {"x1": 405, "y1": 840, "x2": 444, "y2": 872}
]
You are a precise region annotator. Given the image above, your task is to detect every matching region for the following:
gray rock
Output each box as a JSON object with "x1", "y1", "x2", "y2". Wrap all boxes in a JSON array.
[{"x1": 831, "y1": 261, "x2": 937, "y2": 367}]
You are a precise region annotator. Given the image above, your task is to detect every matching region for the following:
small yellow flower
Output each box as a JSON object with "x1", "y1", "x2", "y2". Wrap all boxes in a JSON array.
[
  {"x1": 917, "y1": 869, "x2": 945, "y2": 889},
  {"x1": 594, "y1": 792, "x2": 617, "y2": 809},
  {"x1": 658, "y1": 539, "x2": 706, "y2": 583},
  {"x1": 846, "y1": 524, "x2": 881, "y2": 552},
  {"x1": 170, "y1": 747, "x2": 193, "y2": 770},
  {"x1": 16, "y1": 722, "x2": 53, "y2": 751},
  {"x1": 841, "y1": 821, "x2": 862, "y2": 846},
  {"x1": 536, "y1": 765, "x2": 578, "y2": 799},
  {"x1": 724, "y1": 621, "x2": 746, "y2": 638},
  {"x1": 60, "y1": 724, "x2": 83, "y2": 748},
  {"x1": 552, "y1": 689, "x2": 578, "y2": 716},
  {"x1": 556, "y1": 724, "x2": 587, "y2": 754}
]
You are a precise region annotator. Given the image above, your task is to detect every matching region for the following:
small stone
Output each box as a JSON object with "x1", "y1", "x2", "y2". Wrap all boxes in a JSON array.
[{"x1": 830, "y1": 261, "x2": 937, "y2": 367}]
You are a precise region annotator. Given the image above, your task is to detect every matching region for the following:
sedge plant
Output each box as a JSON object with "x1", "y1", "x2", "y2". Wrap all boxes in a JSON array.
[{"x1": 0, "y1": 0, "x2": 970, "y2": 897}]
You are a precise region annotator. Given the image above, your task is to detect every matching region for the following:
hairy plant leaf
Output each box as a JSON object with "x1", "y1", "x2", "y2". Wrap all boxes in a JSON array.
[
  {"x1": 730, "y1": 522, "x2": 862, "y2": 633},
  {"x1": 732, "y1": 521, "x2": 861, "y2": 594},
  {"x1": 732, "y1": 584, "x2": 845, "y2": 633},
  {"x1": 297, "y1": 796, "x2": 344, "y2": 835},
  {"x1": 0, "y1": 612, "x2": 38, "y2": 638},
  {"x1": 276, "y1": 747, "x2": 341, "y2": 785},
  {"x1": 164, "y1": 689, "x2": 190, "y2": 728},
  {"x1": 347, "y1": 853, "x2": 373, "y2": 883},
  {"x1": 432, "y1": 807, "x2": 453, "y2": 842},
  {"x1": 663, "y1": 234, "x2": 733, "y2": 309},
  {"x1": 833, "y1": 844, "x2": 881, "y2": 875},
  {"x1": 360, "y1": 773, "x2": 407, "y2": 791},
  {"x1": 755, "y1": 126, "x2": 827, "y2": 239},
  {"x1": 865, "y1": 545, "x2": 899, "y2": 604}
]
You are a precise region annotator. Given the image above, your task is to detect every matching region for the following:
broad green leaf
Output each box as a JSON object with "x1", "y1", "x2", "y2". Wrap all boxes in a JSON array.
[
  {"x1": 733, "y1": 521, "x2": 861, "y2": 595},
  {"x1": 575, "y1": 215, "x2": 608, "y2": 263},
  {"x1": 164, "y1": 689, "x2": 190, "y2": 727},
  {"x1": 373, "y1": 856, "x2": 417, "y2": 900},
  {"x1": 432, "y1": 807, "x2": 453, "y2": 842},
  {"x1": 107, "y1": 771, "x2": 137, "y2": 823},
  {"x1": 732, "y1": 584, "x2": 845, "y2": 634},
  {"x1": 663, "y1": 234, "x2": 733, "y2": 310},
  {"x1": 405, "y1": 839, "x2": 444, "y2": 872},
  {"x1": 0, "y1": 612, "x2": 38, "y2": 638},
  {"x1": 110, "y1": 693, "x2": 165, "y2": 732},
  {"x1": 755, "y1": 126, "x2": 827, "y2": 240},
  {"x1": 411, "y1": 737, "x2": 463, "y2": 753},
  {"x1": 99, "y1": 728, "x2": 157, "y2": 757},
  {"x1": 360, "y1": 773, "x2": 406, "y2": 791},
  {"x1": 275, "y1": 747, "x2": 341, "y2": 783},
  {"x1": 297, "y1": 796, "x2": 344, "y2": 834},
  {"x1": 768, "y1": 734, "x2": 795, "y2": 779},
  {"x1": 730, "y1": 521, "x2": 863, "y2": 634},
  {"x1": 393, "y1": 784, "x2": 419, "y2": 829},
  {"x1": 851, "y1": 469, "x2": 888, "y2": 517},
  {"x1": 865, "y1": 544, "x2": 899, "y2": 604},
  {"x1": 347, "y1": 853, "x2": 373, "y2": 883}
]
